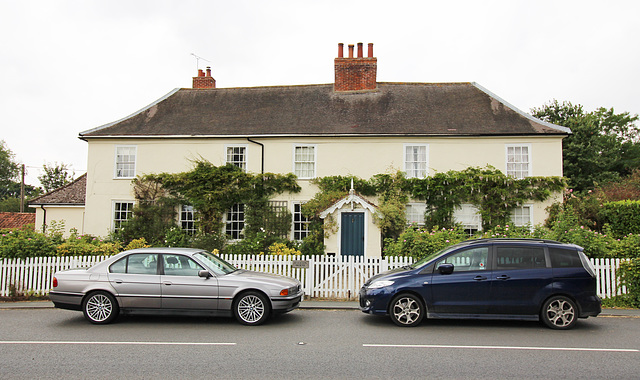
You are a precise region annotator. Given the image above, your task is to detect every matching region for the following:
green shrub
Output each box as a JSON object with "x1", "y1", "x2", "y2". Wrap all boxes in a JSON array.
[
  {"x1": 618, "y1": 258, "x2": 640, "y2": 308},
  {"x1": 600, "y1": 200, "x2": 640, "y2": 239},
  {"x1": 384, "y1": 225, "x2": 468, "y2": 260},
  {"x1": 55, "y1": 232, "x2": 122, "y2": 256},
  {"x1": 0, "y1": 227, "x2": 57, "y2": 258}
]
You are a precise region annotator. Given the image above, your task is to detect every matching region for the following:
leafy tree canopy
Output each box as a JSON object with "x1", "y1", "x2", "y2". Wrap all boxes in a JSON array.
[
  {"x1": 532, "y1": 100, "x2": 640, "y2": 192},
  {"x1": 0, "y1": 140, "x2": 20, "y2": 199},
  {"x1": 38, "y1": 162, "x2": 75, "y2": 193}
]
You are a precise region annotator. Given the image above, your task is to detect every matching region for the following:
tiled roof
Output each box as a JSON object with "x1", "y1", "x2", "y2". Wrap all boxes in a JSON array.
[
  {"x1": 29, "y1": 174, "x2": 86, "y2": 206},
  {"x1": 80, "y1": 82, "x2": 569, "y2": 138},
  {"x1": 0, "y1": 212, "x2": 35, "y2": 229}
]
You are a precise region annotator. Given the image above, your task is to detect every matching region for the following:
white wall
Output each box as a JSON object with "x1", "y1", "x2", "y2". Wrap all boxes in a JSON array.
[{"x1": 83, "y1": 135, "x2": 565, "y2": 252}]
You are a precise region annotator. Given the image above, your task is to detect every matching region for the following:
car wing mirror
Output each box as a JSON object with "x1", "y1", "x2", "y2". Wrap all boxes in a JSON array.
[
  {"x1": 198, "y1": 270, "x2": 212, "y2": 278},
  {"x1": 438, "y1": 263, "x2": 454, "y2": 275}
]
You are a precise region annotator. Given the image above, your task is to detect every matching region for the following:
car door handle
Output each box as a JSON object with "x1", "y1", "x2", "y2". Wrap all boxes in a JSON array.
[
  {"x1": 114, "y1": 280, "x2": 123, "y2": 284},
  {"x1": 163, "y1": 281, "x2": 173, "y2": 286},
  {"x1": 473, "y1": 276, "x2": 487, "y2": 281},
  {"x1": 496, "y1": 275, "x2": 511, "y2": 280}
]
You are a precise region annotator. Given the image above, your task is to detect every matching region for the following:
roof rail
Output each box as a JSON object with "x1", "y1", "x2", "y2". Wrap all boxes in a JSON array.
[{"x1": 465, "y1": 238, "x2": 564, "y2": 245}]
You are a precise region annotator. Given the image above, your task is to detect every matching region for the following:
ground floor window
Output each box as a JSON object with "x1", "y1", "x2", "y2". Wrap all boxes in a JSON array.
[
  {"x1": 267, "y1": 201, "x2": 289, "y2": 239},
  {"x1": 226, "y1": 203, "x2": 245, "y2": 239},
  {"x1": 180, "y1": 205, "x2": 197, "y2": 235},
  {"x1": 293, "y1": 202, "x2": 310, "y2": 240},
  {"x1": 406, "y1": 203, "x2": 427, "y2": 226},
  {"x1": 453, "y1": 204, "x2": 482, "y2": 235},
  {"x1": 510, "y1": 205, "x2": 533, "y2": 227},
  {"x1": 113, "y1": 201, "x2": 134, "y2": 231}
]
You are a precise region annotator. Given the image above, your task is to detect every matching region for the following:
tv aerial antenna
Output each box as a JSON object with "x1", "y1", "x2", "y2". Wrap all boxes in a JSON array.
[{"x1": 191, "y1": 53, "x2": 211, "y2": 70}]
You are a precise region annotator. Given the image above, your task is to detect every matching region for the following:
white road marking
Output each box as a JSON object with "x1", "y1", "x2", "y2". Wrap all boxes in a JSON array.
[
  {"x1": 363, "y1": 344, "x2": 638, "y2": 353},
  {"x1": 0, "y1": 341, "x2": 236, "y2": 346}
]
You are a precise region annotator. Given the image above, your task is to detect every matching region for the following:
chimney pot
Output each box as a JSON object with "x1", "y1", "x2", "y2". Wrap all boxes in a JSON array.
[
  {"x1": 206, "y1": 66, "x2": 211, "y2": 77},
  {"x1": 334, "y1": 41, "x2": 377, "y2": 92},
  {"x1": 198, "y1": 69, "x2": 205, "y2": 77}
]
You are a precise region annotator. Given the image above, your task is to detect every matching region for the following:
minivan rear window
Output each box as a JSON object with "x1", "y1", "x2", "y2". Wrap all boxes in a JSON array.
[
  {"x1": 496, "y1": 247, "x2": 546, "y2": 269},
  {"x1": 549, "y1": 247, "x2": 582, "y2": 268}
]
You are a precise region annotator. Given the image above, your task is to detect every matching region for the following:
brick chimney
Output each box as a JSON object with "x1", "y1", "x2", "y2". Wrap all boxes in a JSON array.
[
  {"x1": 192, "y1": 66, "x2": 216, "y2": 89},
  {"x1": 334, "y1": 42, "x2": 377, "y2": 92}
]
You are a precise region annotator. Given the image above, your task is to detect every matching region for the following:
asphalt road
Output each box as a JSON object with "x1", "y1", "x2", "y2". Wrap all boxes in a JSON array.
[{"x1": 0, "y1": 308, "x2": 638, "y2": 379}]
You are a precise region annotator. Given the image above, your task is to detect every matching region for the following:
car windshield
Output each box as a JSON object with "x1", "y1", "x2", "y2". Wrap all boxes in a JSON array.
[
  {"x1": 409, "y1": 243, "x2": 464, "y2": 269},
  {"x1": 194, "y1": 251, "x2": 238, "y2": 275}
]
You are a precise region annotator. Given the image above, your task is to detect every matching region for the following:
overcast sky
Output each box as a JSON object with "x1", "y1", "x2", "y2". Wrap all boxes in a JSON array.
[{"x1": 1, "y1": 0, "x2": 639, "y2": 187}]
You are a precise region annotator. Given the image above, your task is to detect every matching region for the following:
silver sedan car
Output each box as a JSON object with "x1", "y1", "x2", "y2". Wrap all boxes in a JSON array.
[{"x1": 50, "y1": 247, "x2": 304, "y2": 325}]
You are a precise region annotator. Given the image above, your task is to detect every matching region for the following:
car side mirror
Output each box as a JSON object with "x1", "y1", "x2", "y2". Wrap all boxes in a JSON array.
[
  {"x1": 438, "y1": 263, "x2": 454, "y2": 275},
  {"x1": 198, "y1": 270, "x2": 212, "y2": 278}
]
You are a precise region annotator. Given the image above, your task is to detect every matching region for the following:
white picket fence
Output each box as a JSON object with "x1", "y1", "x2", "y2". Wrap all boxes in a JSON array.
[{"x1": 0, "y1": 255, "x2": 629, "y2": 300}]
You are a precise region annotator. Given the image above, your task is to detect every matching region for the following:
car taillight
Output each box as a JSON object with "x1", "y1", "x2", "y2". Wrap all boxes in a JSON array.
[{"x1": 52, "y1": 277, "x2": 58, "y2": 287}]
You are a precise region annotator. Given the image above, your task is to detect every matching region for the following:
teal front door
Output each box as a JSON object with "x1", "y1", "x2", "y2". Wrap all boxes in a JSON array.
[{"x1": 341, "y1": 212, "x2": 365, "y2": 256}]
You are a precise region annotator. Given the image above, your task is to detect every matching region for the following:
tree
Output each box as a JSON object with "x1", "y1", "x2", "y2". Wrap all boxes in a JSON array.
[
  {"x1": 0, "y1": 140, "x2": 40, "y2": 212},
  {"x1": 532, "y1": 100, "x2": 640, "y2": 192},
  {"x1": 0, "y1": 140, "x2": 20, "y2": 199},
  {"x1": 38, "y1": 163, "x2": 75, "y2": 193}
]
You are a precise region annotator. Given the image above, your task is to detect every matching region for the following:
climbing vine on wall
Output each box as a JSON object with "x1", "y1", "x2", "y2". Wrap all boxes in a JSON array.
[
  {"x1": 304, "y1": 167, "x2": 565, "y2": 239},
  {"x1": 411, "y1": 166, "x2": 566, "y2": 230},
  {"x1": 133, "y1": 160, "x2": 301, "y2": 239}
]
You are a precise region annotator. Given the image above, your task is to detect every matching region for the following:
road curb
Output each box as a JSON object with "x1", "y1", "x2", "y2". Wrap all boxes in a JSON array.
[{"x1": 1, "y1": 301, "x2": 639, "y2": 317}]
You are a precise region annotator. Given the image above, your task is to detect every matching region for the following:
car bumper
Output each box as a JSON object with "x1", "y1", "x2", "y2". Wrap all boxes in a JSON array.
[
  {"x1": 579, "y1": 295, "x2": 602, "y2": 318},
  {"x1": 359, "y1": 287, "x2": 393, "y2": 316},
  {"x1": 271, "y1": 290, "x2": 304, "y2": 314},
  {"x1": 49, "y1": 291, "x2": 83, "y2": 311}
]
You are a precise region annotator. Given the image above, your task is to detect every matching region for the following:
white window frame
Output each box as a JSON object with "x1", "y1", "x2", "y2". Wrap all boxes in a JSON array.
[
  {"x1": 292, "y1": 202, "x2": 311, "y2": 241},
  {"x1": 406, "y1": 203, "x2": 427, "y2": 226},
  {"x1": 293, "y1": 144, "x2": 317, "y2": 179},
  {"x1": 114, "y1": 145, "x2": 137, "y2": 179},
  {"x1": 505, "y1": 144, "x2": 532, "y2": 179},
  {"x1": 225, "y1": 203, "x2": 245, "y2": 240},
  {"x1": 112, "y1": 200, "x2": 135, "y2": 231},
  {"x1": 179, "y1": 205, "x2": 197, "y2": 235},
  {"x1": 510, "y1": 205, "x2": 533, "y2": 228},
  {"x1": 404, "y1": 144, "x2": 429, "y2": 179},
  {"x1": 453, "y1": 204, "x2": 482, "y2": 234},
  {"x1": 225, "y1": 144, "x2": 248, "y2": 172}
]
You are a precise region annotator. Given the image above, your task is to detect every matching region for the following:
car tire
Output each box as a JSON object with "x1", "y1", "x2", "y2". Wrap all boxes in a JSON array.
[
  {"x1": 389, "y1": 293, "x2": 424, "y2": 327},
  {"x1": 82, "y1": 291, "x2": 119, "y2": 324},
  {"x1": 233, "y1": 291, "x2": 270, "y2": 326},
  {"x1": 541, "y1": 295, "x2": 578, "y2": 330}
]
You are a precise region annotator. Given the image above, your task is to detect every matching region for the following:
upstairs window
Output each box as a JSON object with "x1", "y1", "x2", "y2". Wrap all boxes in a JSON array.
[
  {"x1": 506, "y1": 144, "x2": 530, "y2": 179},
  {"x1": 226, "y1": 145, "x2": 247, "y2": 171},
  {"x1": 404, "y1": 144, "x2": 428, "y2": 179},
  {"x1": 115, "y1": 146, "x2": 136, "y2": 178},
  {"x1": 294, "y1": 145, "x2": 316, "y2": 179}
]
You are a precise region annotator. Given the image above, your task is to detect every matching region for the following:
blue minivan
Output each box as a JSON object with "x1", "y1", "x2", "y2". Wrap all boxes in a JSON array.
[{"x1": 359, "y1": 238, "x2": 601, "y2": 329}]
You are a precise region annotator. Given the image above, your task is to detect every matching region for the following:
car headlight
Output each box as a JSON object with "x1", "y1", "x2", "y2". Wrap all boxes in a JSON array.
[{"x1": 368, "y1": 280, "x2": 394, "y2": 289}]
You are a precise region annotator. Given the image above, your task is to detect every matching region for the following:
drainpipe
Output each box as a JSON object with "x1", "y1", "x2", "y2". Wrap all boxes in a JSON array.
[
  {"x1": 247, "y1": 138, "x2": 264, "y2": 174},
  {"x1": 40, "y1": 205, "x2": 47, "y2": 233}
]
